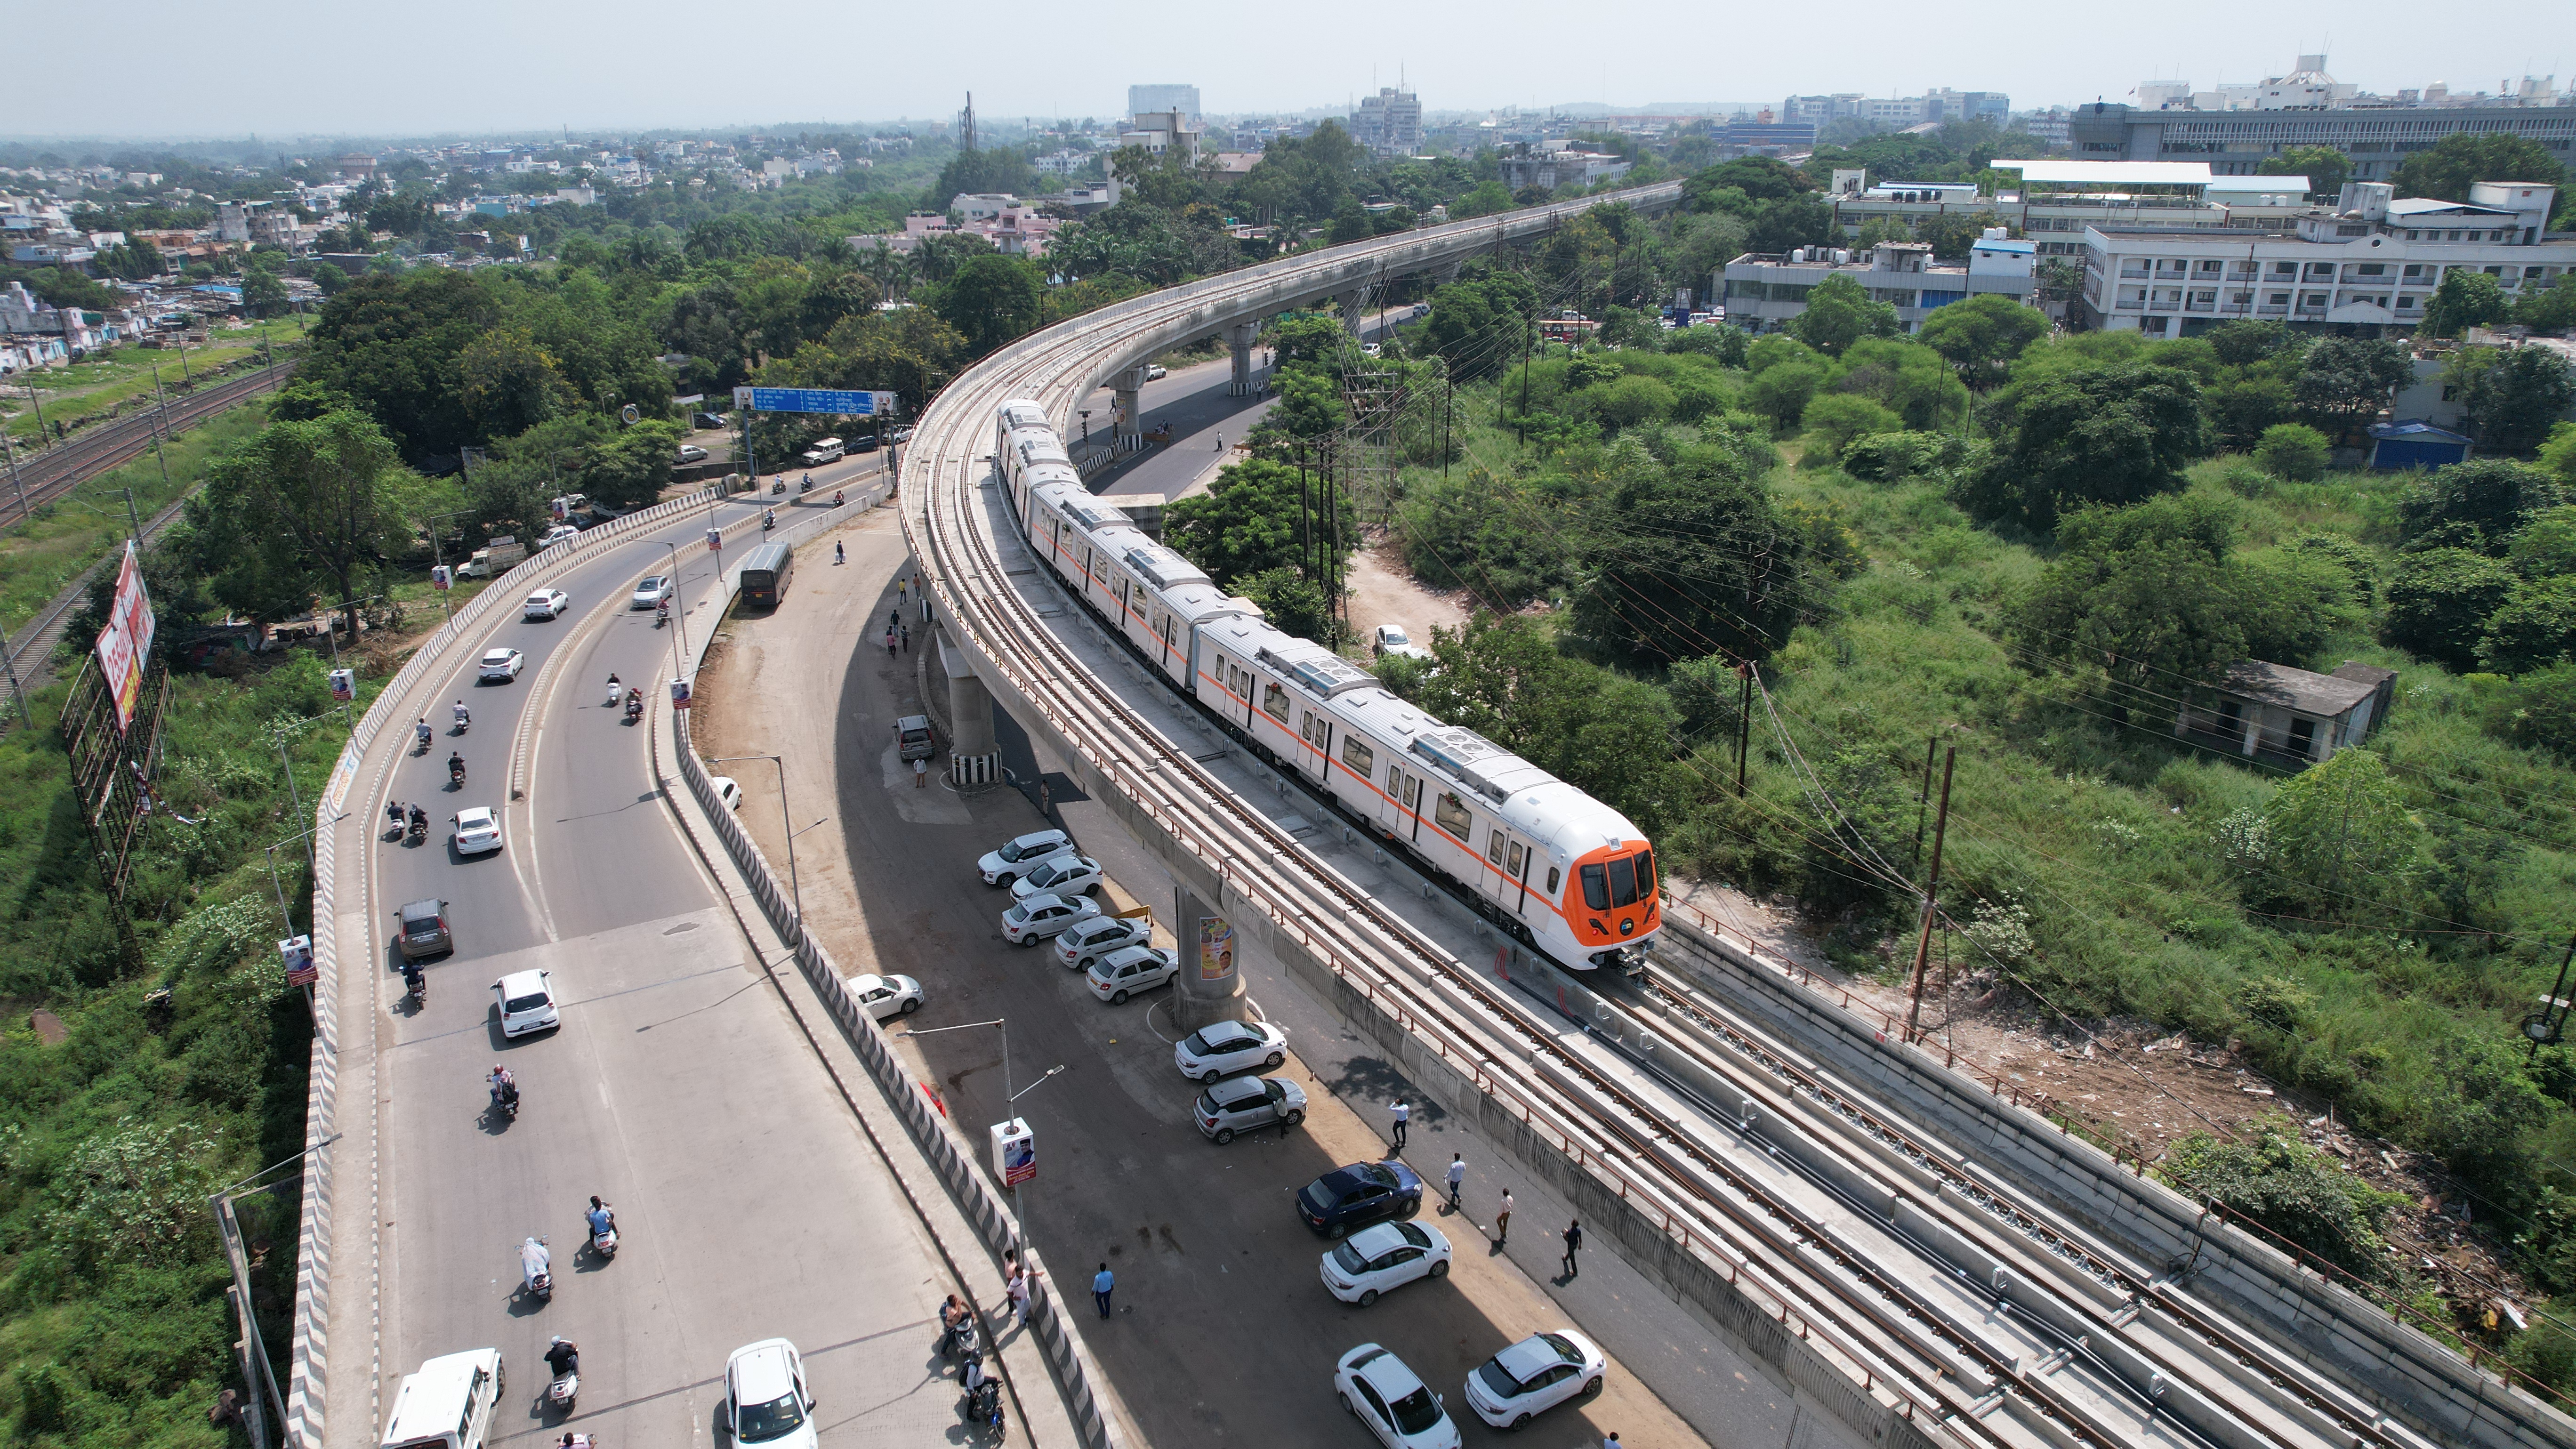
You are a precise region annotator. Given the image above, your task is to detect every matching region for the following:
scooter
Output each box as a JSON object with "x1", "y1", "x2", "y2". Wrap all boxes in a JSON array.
[
  {"x1": 771, "y1": 476, "x2": 786, "y2": 494},
  {"x1": 605, "y1": 680, "x2": 623, "y2": 707},
  {"x1": 654, "y1": 607, "x2": 668, "y2": 629},
  {"x1": 491, "y1": 1077, "x2": 521, "y2": 1120},
  {"x1": 961, "y1": 1373, "x2": 1003, "y2": 1432},
  {"x1": 449, "y1": 760, "x2": 466, "y2": 788},
  {"x1": 623, "y1": 694, "x2": 644, "y2": 724},
  {"x1": 944, "y1": 1314, "x2": 980, "y2": 1362},
  {"x1": 406, "y1": 814, "x2": 429, "y2": 846},
  {"x1": 414, "y1": 725, "x2": 433, "y2": 755},
  {"x1": 548, "y1": 1367, "x2": 579, "y2": 1414},
  {"x1": 519, "y1": 1237, "x2": 552, "y2": 1304},
  {"x1": 403, "y1": 967, "x2": 426, "y2": 1006},
  {"x1": 588, "y1": 1211, "x2": 618, "y2": 1261},
  {"x1": 762, "y1": 512, "x2": 775, "y2": 532}
]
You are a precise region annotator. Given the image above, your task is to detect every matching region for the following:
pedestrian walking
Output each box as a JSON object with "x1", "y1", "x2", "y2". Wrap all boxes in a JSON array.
[
  {"x1": 901, "y1": 623, "x2": 910, "y2": 652},
  {"x1": 1495, "y1": 1191, "x2": 1513, "y2": 1244},
  {"x1": 834, "y1": 540, "x2": 845, "y2": 564},
  {"x1": 1561, "y1": 1220, "x2": 1583, "y2": 1277},
  {"x1": 889, "y1": 608, "x2": 900, "y2": 631},
  {"x1": 886, "y1": 629, "x2": 898, "y2": 659},
  {"x1": 1006, "y1": 1267, "x2": 1035, "y2": 1328},
  {"x1": 913, "y1": 757, "x2": 928, "y2": 789},
  {"x1": 1389, "y1": 1098, "x2": 1409, "y2": 1150},
  {"x1": 1092, "y1": 1263, "x2": 1114, "y2": 1319},
  {"x1": 1445, "y1": 1153, "x2": 1465, "y2": 1210}
]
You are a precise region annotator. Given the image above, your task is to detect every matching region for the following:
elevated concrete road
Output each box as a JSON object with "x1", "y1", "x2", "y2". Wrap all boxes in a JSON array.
[{"x1": 317, "y1": 490, "x2": 1083, "y2": 1449}]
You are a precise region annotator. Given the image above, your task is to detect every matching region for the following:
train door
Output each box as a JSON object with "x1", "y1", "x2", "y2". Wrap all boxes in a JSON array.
[
  {"x1": 1296, "y1": 709, "x2": 1331, "y2": 787},
  {"x1": 1382, "y1": 766, "x2": 1422, "y2": 842}
]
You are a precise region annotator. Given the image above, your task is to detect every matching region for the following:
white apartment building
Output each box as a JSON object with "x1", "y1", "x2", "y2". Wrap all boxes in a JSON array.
[
  {"x1": 1832, "y1": 161, "x2": 2315, "y2": 262},
  {"x1": 1350, "y1": 88, "x2": 1424, "y2": 156},
  {"x1": 1723, "y1": 235, "x2": 2038, "y2": 334},
  {"x1": 2078, "y1": 181, "x2": 2571, "y2": 334}
]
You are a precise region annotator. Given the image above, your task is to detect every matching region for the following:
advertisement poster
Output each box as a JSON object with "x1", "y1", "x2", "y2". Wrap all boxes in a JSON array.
[
  {"x1": 1198, "y1": 915, "x2": 1236, "y2": 982},
  {"x1": 92, "y1": 541, "x2": 155, "y2": 732},
  {"x1": 990, "y1": 1118, "x2": 1035, "y2": 1186}
]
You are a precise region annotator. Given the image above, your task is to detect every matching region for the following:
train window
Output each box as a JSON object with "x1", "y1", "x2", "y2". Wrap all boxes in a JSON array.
[
  {"x1": 1404, "y1": 775, "x2": 1421, "y2": 809},
  {"x1": 1263, "y1": 682, "x2": 1289, "y2": 721},
  {"x1": 1507, "y1": 842, "x2": 1526, "y2": 876},
  {"x1": 1639, "y1": 848, "x2": 1656, "y2": 897},
  {"x1": 1342, "y1": 736, "x2": 1373, "y2": 776},
  {"x1": 1486, "y1": 831, "x2": 1506, "y2": 866},
  {"x1": 1607, "y1": 853, "x2": 1640, "y2": 908},
  {"x1": 1434, "y1": 792, "x2": 1473, "y2": 841},
  {"x1": 1546, "y1": 866, "x2": 1561, "y2": 895},
  {"x1": 1580, "y1": 862, "x2": 1610, "y2": 911}
]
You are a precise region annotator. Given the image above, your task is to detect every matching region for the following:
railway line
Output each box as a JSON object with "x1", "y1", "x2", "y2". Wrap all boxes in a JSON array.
[
  {"x1": 904, "y1": 193, "x2": 2548, "y2": 1449},
  {"x1": 4, "y1": 359, "x2": 285, "y2": 517}
]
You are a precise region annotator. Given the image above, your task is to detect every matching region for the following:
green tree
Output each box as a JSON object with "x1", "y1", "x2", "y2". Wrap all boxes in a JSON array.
[
  {"x1": 2293, "y1": 336, "x2": 2413, "y2": 439},
  {"x1": 1232, "y1": 566, "x2": 1336, "y2": 643},
  {"x1": 1785, "y1": 274, "x2": 1897, "y2": 355},
  {"x1": 1327, "y1": 200, "x2": 1375, "y2": 245},
  {"x1": 2455, "y1": 346, "x2": 2576, "y2": 457},
  {"x1": 1450, "y1": 179, "x2": 1516, "y2": 220},
  {"x1": 2380, "y1": 547, "x2": 2517, "y2": 668},
  {"x1": 2256, "y1": 146, "x2": 2351, "y2": 201},
  {"x1": 311, "y1": 260, "x2": 349, "y2": 296},
  {"x1": 2009, "y1": 493, "x2": 2253, "y2": 716},
  {"x1": 300, "y1": 267, "x2": 499, "y2": 459},
  {"x1": 241, "y1": 268, "x2": 289, "y2": 318},
  {"x1": 1802, "y1": 394, "x2": 1904, "y2": 459},
  {"x1": 1573, "y1": 443, "x2": 1831, "y2": 664},
  {"x1": 931, "y1": 254, "x2": 1044, "y2": 356},
  {"x1": 458, "y1": 326, "x2": 570, "y2": 441},
  {"x1": 2253, "y1": 423, "x2": 2331, "y2": 482},
  {"x1": 1584, "y1": 374, "x2": 1676, "y2": 431},
  {"x1": 2206, "y1": 319, "x2": 2302, "y2": 368},
  {"x1": 1163, "y1": 458, "x2": 1346, "y2": 585},
  {"x1": 2483, "y1": 660, "x2": 2576, "y2": 757},
  {"x1": 2391, "y1": 133, "x2": 2568, "y2": 204},
  {"x1": 2510, "y1": 505, "x2": 2576, "y2": 578},
  {"x1": 2260, "y1": 746, "x2": 2428, "y2": 919},
  {"x1": 1915, "y1": 294, "x2": 2048, "y2": 388},
  {"x1": 1745, "y1": 194, "x2": 1836, "y2": 255},
  {"x1": 1743, "y1": 356, "x2": 1827, "y2": 429},
  {"x1": 1828, "y1": 337, "x2": 1968, "y2": 430},
  {"x1": 2478, "y1": 576, "x2": 2576, "y2": 674},
  {"x1": 2519, "y1": 274, "x2": 2576, "y2": 333},
  {"x1": 193, "y1": 411, "x2": 417, "y2": 638},
  {"x1": 1967, "y1": 364, "x2": 2207, "y2": 531},
  {"x1": 2417, "y1": 269, "x2": 2513, "y2": 338},
  {"x1": 2396, "y1": 459, "x2": 2564, "y2": 554}
]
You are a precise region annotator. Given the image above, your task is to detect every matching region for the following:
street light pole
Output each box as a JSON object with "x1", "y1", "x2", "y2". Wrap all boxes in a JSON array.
[
  {"x1": 660, "y1": 539, "x2": 692, "y2": 678},
  {"x1": 900, "y1": 1017, "x2": 1068, "y2": 1253}
]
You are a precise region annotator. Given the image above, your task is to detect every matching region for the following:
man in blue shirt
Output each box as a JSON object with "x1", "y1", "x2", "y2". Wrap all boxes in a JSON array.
[{"x1": 1092, "y1": 1263, "x2": 1114, "y2": 1319}]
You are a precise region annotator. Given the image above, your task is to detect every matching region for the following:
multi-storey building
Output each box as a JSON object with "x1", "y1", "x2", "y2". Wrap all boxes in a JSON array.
[
  {"x1": 1721, "y1": 234, "x2": 2037, "y2": 335},
  {"x1": 1829, "y1": 160, "x2": 2314, "y2": 261},
  {"x1": 1349, "y1": 88, "x2": 1423, "y2": 157},
  {"x1": 2076, "y1": 182, "x2": 2570, "y2": 335}
]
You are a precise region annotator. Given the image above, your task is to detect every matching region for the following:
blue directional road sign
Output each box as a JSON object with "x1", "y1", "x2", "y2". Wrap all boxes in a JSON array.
[{"x1": 733, "y1": 386, "x2": 895, "y2": 417}]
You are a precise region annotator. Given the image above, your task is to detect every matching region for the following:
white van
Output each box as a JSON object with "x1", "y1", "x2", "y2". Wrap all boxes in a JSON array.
[
  {"x1": 380, "y1": 1348, "x2": 503, "y2": 1449},
  {"x1": 801, "y1": 437, "x2": 845, "y2": 465}
]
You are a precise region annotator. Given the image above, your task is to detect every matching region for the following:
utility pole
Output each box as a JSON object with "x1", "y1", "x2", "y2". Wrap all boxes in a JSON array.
[
  {"x1": 1515, "y1": 316, "x2": 1533, "y2": 445},
  {"x1": 147, "y1": 362, "x2": 177, "y2": 506},
  {"x1": 1734, "y1": 662, "x2": 1754, "y2": 796},
  {"x1": 1442, "y1": 374, "x2": 1453, "y2": 482},
  {"x1": 2, "y1": 423, "x2": 27, "y2": 523},
  {"x1": 1903, "y1": 746, "x2": 1956, "y2": 1044},
  {"x1": 1912, "y1": 735, "x2": 1938, "y2": 869},
  {"x1": 26, "y1": 383, "x2": 52, "y2": 450}
]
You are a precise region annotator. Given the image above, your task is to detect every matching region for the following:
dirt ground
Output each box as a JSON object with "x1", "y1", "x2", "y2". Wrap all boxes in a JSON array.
[{"x1": 1344, "y1": 532, "x2": 1474, "y2": 651}]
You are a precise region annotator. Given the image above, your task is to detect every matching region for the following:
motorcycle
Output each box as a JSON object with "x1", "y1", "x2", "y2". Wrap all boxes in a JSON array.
[
  {"x1": 588, "y1": 1210, "x2": 618, "y2": 1261},
  {"x1": 406, "y1": 814, "x2": 429, "y2": 846},
  {"x1": 943, "y1": 1313, "x2": 980, "y2": 1362},
  {"x1": 454, "y1": 712, "x2": 471, "y2": 736},
  {"x1": 762, "y1": 512, "x2": 775, "y2": 532},
  {"x1": 771, "y1": 476, "x2": 786, "y2": 495},
  {"x1": 449, "y1": 761, "x2": 466, "y2": 788},
  {"x1": 491, "y1": 1076, "x2": 521, "y2": 1120},
  {"x1": 961, "y1": 1373, "x2": 1003, "y2": 1433},
  {"x1": 654, "y1": 607, "x2": 668, "y2": 630},
  {"x1": 403, "y1": 968, "x2": 426, "y2": 1006},
  {"x1": 605, "y1": 679, "x2": 623, "y2": 707},
  {"x1": 414, "y1": 725, "x2": 433, "y2": 755},
  {"x1": 519, "y1": 1237, "x2": 553, "y2": 1304},
  {"x1": 623, "y1": 694, "x2": 644, "y2": 724},
  {"x1": 798, "y1": 475, "x2": 810, "y2": 494}
]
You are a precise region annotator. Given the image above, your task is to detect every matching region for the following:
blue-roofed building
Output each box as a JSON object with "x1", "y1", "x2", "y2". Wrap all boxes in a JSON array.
[{"x1": 2367, "y1": 420, "x2": 2472, "y2": 471}]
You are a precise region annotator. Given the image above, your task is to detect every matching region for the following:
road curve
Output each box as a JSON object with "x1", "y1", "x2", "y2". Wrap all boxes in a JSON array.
[{"x1": 898, "y1": 194, "x2": 2550, "y2": 1449}]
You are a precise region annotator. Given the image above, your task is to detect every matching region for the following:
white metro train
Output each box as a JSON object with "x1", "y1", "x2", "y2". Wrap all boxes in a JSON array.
[{"x1": 991, "y1": 399, "x2": 1661, "y2": 972}]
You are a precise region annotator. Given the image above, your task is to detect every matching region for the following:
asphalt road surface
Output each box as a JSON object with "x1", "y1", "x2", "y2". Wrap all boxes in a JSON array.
[{"x1": 348, "y1": 491, "x2": 1017, "y2": 1449}]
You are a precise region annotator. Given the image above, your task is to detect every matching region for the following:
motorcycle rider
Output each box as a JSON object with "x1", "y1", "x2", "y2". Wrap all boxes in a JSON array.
[
  {"x1": 763, "y1": 507, "x2": 775, "y2": 531},
  {"x1": 605, "y1": 671, "x2": 621, "y2": 704},
  {"x1": 832, "y1": 489, "x2": 844, "y2": 507},
  {"x1": 452, "y1": 700, "x2": 471, "y2": 730},
  {"x1": 387, "y1": 798, "x2": 405, "y2": 831},
  {"x1": 585, "y1": 1196, "x2": 615, "y2": 1239},
  {"x1": 401, "y1": 961, "x2": 425, "y2": 998},
  {"x1": 488, "y1": 1064, "x2": 518, "y2": 1110},
  {"x1": 415, "y1": 717, "x2": 432, "y2": 750},
  {"x1": 939, "y1": 1294, "x2": 969, "y2": 1356},
  {"x1": 544, "y1": 1336, "x2": 580, "y2": 1377},
  {"x1": 655, "y1": 597, "x2": 670, "y2": 627},
  {"x1": 518, "y1": 1236, "x2": 551, "y2": 1294},
  {"x1": 407, "y1": 803, "x2": 429, "y2": 837},
  {"x1": 448, "y1": 751, "x2": 465, "y2": 782}
]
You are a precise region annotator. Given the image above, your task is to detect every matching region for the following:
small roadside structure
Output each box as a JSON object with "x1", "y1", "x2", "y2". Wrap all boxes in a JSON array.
[
  {"x1": 2174, "y1": 660, "x2": 2398, "y2": 769},
  {"x1": 2367, "y1": 420, "x2": 2472, "y2": 472}
]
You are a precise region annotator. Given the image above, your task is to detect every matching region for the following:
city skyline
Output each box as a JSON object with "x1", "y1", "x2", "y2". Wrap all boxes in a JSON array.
[{"x1": 7, "y1": 0, "x2": 2563, "y2": 139}]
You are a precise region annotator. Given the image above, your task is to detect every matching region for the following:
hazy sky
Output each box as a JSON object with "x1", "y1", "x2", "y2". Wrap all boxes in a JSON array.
[{"x1": 9, "y1": 0, "x2": 2564, "y2": 139}]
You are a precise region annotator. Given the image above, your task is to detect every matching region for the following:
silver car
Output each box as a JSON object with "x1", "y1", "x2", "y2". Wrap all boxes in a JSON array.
[
  {"x1": 1055, "y1": 914, "x2": 1149, "y2": 970},
  {"x1": 1174, "y1": 1018, "x2": 1287, "y2": 1081},
  {"x1": 1193, "y1": 1074, "x2": 1306, "y2": 1143}
]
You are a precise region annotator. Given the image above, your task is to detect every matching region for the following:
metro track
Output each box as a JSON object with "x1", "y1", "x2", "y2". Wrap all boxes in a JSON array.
[{"x1": 903, "y1": 199, "x2": 2461, "y2": 1449}]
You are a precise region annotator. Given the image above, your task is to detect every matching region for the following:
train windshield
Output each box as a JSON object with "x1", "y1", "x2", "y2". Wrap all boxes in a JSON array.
[
  {"x1": 1580, "y1": 863, "x2": 1608, "y2": 911},
  {"x1": 1606, "y1": 853, "x2": 1640, "y2": 908},
  {"x1": 1580, "y1": 852, "x2": 1649, "y2": 911}
]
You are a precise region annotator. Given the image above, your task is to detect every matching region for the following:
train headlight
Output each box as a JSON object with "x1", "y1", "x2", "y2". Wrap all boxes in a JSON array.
[{"x1": 1619, "y1": 918, "x2": 1636, "y2": 936}]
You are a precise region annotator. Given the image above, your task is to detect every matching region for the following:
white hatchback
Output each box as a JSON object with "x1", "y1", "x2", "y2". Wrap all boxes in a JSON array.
[
  {"x1": 630, "y1": 575, "x2": 673, "y2": 609},
  {"x1": 451, "y1": 805, "x2": 503, "y2": 855},
  {"x1": 1001, "y1": 892, "x2": 1100, "y2": 945},
  {"x1": 477, "y1": 647, "x2": 524, "y2": 682},
  {"x1": 1335, "y1": 1343, "x2": 1459, "y2": 1449},
  {"x1": 1086, "y1": 944, "x2": 1178, "y2": 1003},
  {"x1": 1320, "y1": 1220, "x2": 1452, "y2": 1306},
  {"x1": 845, "y1": 972, "x2": 923, "y2": 1020},
  {"x1": 723, "y1": 1338, "x2": 818, "y2": 1448},
  {"x1": 523, "y1": 588, "x2": 569, "y2": 620},
  {"x1": 491, "y1": 969, "x2": 559, "y2": 1037},
  {"x1": 1174, "y1": 1018, "x2": 1287, "y2": 1081},
  {"x1": 1460, "y1": 1330, "x2": 1606, "y2": 1430}
]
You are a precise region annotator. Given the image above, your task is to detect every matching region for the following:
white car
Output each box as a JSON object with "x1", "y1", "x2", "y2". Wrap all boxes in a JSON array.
[
  {"x1": 846, "y1": 972, "x2": 923, "y2": 1020},
  {"x1": 1371, "y1": 624, "x2": 1434, "y2": 662},
  {"x1": 1144, "y1": 363, "x2": 1168, "y2": 380},
  {"x1": 676, "y1": 444, "x2": 708, "y2": 464},
  {"x1": 1194, "y1": 1074, "x2": 1307, "y2": 1142},
  {"x1": 1087, "y1": 944, "x2": 1178, "y2": 1003},
  {"x1": 977, "y1": 829, "x2": 1071, "y2": 886},
  {"x1": 1174, "y1": 1018, "x2": 1287, "y2": 1081},
  {"x1": 1320, "y1": 1220, "x2": 1452, "y2": 1306},
  {"x1": 710, "y1": 775, "x2": 743, "y2": 812},
  {"x1": 477, "y1": 647, "x2": 524, "y2": 682},
  {"x1": 491, "y1": 969, "x2": 559, "y2": 1037},
  {"x1": 522, "y1": 588, "x2": 569, "y2": 620},
  {"x1": 1461, "y1": 1330, "x2": 1606, "y2": 1430},
  {"x1": 1055, "y1": 914, "x2": 1149, "y2": 970},
  {"x1": 1001, "y1": 892, "x2": 1100, "y2": 945},
  {"x1": 1009, "y1": 853, "x2": 1102, "y2": 902},
  {"x1": 450, "y1": 805, "x2": 503, "y2": 855},
  {"x1": 724, "y1": 1338, "x2": 818, "y2": 1449},
  {"x1": 631, "y1": 575, "x2": 674, "y2": 609},
  {"x1": 541, "y1": 524, "x2": 580, "y2": 547},
  {"x1": 1335, "y1": 1343, "x2": 1460, "y2": 1449}
]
